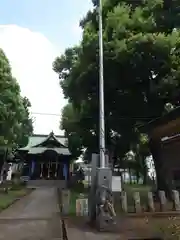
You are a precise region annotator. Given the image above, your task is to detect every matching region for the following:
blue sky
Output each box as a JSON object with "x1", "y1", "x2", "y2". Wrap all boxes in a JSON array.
[
  {"x1": 0, "y1": 0, "x2": 93, "y2": 134},
  {"x1": 0, "y1": 0, "x2": 92, "y2": 49}
]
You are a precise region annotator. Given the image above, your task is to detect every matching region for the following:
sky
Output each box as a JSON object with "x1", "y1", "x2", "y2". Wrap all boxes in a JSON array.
[{"x1": 0, "y1": 0, "x2": 93, "y2": 135}]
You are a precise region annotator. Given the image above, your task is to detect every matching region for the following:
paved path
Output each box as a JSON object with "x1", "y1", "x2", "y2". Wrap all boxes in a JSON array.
[{"x1": 0, "y1": 187, "x2": 62, "y2": 240}]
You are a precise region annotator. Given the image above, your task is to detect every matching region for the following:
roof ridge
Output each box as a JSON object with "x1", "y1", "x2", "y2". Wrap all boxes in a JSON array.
[{"x1": 31, "y1": 134, "x2": 65, "y2": 138}]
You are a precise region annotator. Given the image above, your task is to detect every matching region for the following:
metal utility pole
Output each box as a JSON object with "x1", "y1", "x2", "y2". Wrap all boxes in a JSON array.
[
  {"x1": 88, "y1": 1, "x2": 116, "y2": 230},
  {"x1": 93, "y1": 0, "x2": 106, "y2": 168}
]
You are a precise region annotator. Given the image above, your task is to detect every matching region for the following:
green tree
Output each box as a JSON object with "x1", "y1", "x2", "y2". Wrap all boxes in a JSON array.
[
  {"x1": 16, "y1": 96, "x2": 33, "y2": 147},
  {"x1": 133, "y1": 133, "x2": 150, "y2": 185},
  {"x1": 0, "y1": 49, "x2": 33, "y2": 149},
  {"x1": 54, "y1": 0, "x2": 180, "y2": 192},
  {"x1": 61, "y1": 103, "x2": 83, "y2": 158}
]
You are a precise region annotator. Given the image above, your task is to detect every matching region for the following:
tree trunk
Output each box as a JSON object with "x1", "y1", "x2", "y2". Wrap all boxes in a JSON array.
[
  {"x1": 136, "y1": 170, "x2": 140, "y2": 184},
  {"x1": 143, "y1": 172, "x2": 147, "y2": 185},
  {"x1": 0, "y1": 160, "x2": 4, "y2": 176},
  {"x1": 120, "y1": 174, "x2": 124, "y2": 190},
  {"x1": 129, "y1": 168, "x2": 132, "y2": 184},
  {"x1": 142, "y1": 158, "x2": 148, "y2": 185},
  {"x1": 0, "y1": 149, "x2": 8, "y2": 183},
  {"x1": 149, "y1": 138, "x2": 172, "y2": 198}
]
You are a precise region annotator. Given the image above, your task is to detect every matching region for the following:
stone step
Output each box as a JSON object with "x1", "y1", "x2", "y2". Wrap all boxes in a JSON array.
[{"x1": 27, "y1": 180, "x2": 66, "y2": 188}]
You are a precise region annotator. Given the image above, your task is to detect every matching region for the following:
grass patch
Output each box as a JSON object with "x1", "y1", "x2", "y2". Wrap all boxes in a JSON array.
[{"x1": 0, "y1": 188, "x2": 29, "y2": 211}]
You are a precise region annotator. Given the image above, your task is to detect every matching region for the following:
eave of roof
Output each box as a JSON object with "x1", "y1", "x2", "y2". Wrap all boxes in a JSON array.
[
  {"x1": 31, "y1": 133, "x2": 65, "y2": 138},
  {"x1": 139, "y1": 107, "x2": 180, "y2": 133},
  {"x1": 28, "y1": 147, "x2": 71, "y2": 155},
  {"x1": 161, "y1": 133, "x2": 180, "y2": 145}
]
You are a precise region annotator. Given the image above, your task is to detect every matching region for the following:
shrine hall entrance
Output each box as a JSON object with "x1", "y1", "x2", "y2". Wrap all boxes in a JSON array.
[{"x1": 30, "y1": 150, "x2": 66, "y2": 180}]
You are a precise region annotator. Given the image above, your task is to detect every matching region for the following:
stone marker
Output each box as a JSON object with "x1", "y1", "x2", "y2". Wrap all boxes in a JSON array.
[
  {"x1": 82, "y1": 198, "x2": 88, "y2": 216},
  {"x1": 79, "y1": 199, "x2": 85, "y2": 216},
  {"x1": 158, "y1": 190, "x2": 166, "y2": 211},
  {"x1": 147, "y1": 191, "x2": 155, "y2": 212},
  {"x1": 172, "y1": 190, "x2": 180, "y2": 211},
  {"x1": 133, "y1": 191, "x2": 141, "y2": 213},
  {"x1": 61, "y1": 189, "x2": 70, "y2": 215},
  {"x1": 121, "y1": 191, "x2": 128, "y2": 213},
  {"x1": 76, "y1": 199, "x2": 81, "y2": 216},
  {"x1": 76, "y1": 198, "x2": 88, "y2": 216}
]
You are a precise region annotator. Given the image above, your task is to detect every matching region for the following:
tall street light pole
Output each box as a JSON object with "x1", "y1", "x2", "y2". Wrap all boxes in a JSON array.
[{"x1": 93, "y1": 0, "x2": 106, "y2": 168}]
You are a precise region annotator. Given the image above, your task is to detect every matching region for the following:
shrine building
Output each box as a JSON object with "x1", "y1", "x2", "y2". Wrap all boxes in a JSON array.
[
  {"x1": 143, "y1": 107, "x2": 180, "y2": 190},
  {"x1": 16, "y1": 131, "x2": 72, "y2": 181}
]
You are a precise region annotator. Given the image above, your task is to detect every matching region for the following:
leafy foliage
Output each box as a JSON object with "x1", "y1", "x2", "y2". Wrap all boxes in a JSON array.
[
  {"x1": 53, "y1": 0, "x2": 180, "y2": 188},
  {"x1": 61, "y1": 103, "x2": 83, "y2": 158},
  {"x1": 0, "y1": 49, "x2": 33, "y2": 150}
]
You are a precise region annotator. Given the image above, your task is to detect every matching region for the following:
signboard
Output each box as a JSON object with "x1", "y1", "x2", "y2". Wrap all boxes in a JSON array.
[
  {"x1": 20, "y1": 176, "x2": 30, "y2": 182},
  {"x1": 76, "y1": 198, "x2": 88, "y2": 216},
  {"x1": 111, "y1": 176, "x2": 122, "y2": 192}
]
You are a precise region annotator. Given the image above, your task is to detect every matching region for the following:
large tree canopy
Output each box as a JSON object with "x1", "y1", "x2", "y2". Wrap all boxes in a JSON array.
[
  {"x1": 53, "y1": 0, "x2": 180, "y2": 189},
  {"x1": 0, "y1": 49, "x2": 33, "y2": 149}
]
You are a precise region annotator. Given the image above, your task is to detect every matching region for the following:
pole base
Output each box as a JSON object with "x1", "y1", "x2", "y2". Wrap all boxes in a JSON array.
[
  {"x1": 96, "y1": 212, "x2": 117, "y2": 232},
  {"x1": 95, "y1": 168, "x2": 117, "y2": 231}
]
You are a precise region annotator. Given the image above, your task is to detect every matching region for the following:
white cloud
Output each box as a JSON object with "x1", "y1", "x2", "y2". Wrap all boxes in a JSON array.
[
  {"x1": 71, "y1": 0, "x2": 93, "y2": 43},
  {"x1": 72, "y1": 22, "x2": 83, "y2": 37},
  {"x1": 0, "y1": 25, "x2": 67, "y2": 135}
]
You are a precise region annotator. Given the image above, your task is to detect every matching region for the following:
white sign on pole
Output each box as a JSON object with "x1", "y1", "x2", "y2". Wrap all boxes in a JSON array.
[{"x1": 111, "y1": 176, "x2": 122, "y2": 192}]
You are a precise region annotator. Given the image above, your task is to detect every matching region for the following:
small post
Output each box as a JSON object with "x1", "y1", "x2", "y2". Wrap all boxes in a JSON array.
[
  {"x1": 121, "y1": 191, "x2": 128, "y2": 213},
  {"x1": 61, "y1": 189, "x2": 70, "y2": 215},
  {"x1": 133, "y1": 192, "x2": 141, "y2": 213},
  {"x1": 158, "y1": 190, "x2": 166, "y2": 211},
  {"x1": 40, "y1": 162, "x2": 43, "y2": 178},
  {"x1": 147, "y1": 191, "x2": 155, "y2": 212},
  {"x1": 172, "y1": 190, "x2": 180, "y2": 211},
  {"x1": 55, "y1": 161, "x2": 58, "y2": 178}
]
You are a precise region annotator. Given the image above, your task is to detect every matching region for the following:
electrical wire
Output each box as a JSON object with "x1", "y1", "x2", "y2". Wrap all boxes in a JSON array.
[
  {"x1": 31, "y1": 112, "x2": 61, "y2": 116},
  {"x1": 31, "y1": 112, "x2": 155, "y2": 120},
  {"x1": 30, "y1": 112, "x2": 155, "y2": 130}
]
